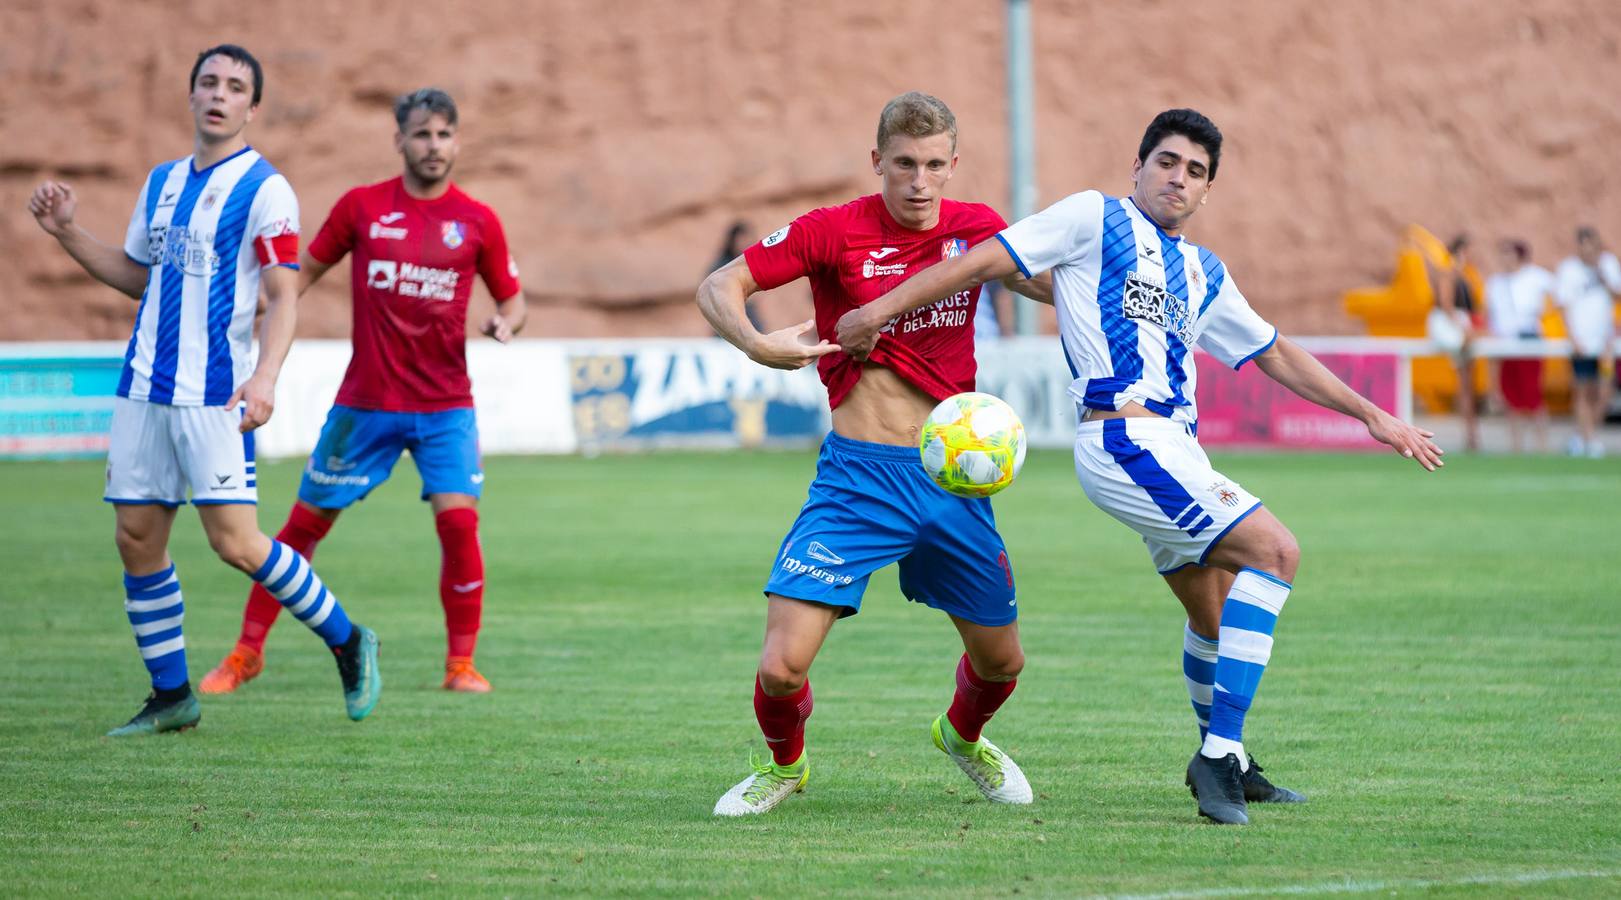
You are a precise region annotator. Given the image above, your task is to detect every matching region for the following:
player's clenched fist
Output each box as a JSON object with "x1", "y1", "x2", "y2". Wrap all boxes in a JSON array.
[
  {"x1": 833, "y1": 306, "x2": 885, "y2": 362},
  {"x1": 29, "y1": 181, "x2": 79, "y2": 236}
]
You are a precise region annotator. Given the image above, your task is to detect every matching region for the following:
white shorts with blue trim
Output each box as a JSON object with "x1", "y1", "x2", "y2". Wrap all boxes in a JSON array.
[
  {"x1": 1073, "y1": 416, "x2": 1261, "y2": 574},
  {"x1": 104, "y1": 396, "x2": 258, "y2": 506}
]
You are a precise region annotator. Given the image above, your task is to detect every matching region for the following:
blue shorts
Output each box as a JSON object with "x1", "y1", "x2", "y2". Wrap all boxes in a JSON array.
[
  {"x1": 764, "y1": 431, "x2": 1017, "y2": 627},
  {"x1": 298, "y1": 405, "x2": 483, "y2": 509},
  {"x1": 1571, "y1": 356, "x2": 1600, "y2": 381}
]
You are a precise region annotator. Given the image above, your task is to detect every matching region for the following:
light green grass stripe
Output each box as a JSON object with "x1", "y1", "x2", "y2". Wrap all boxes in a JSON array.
[{"x1": 1104, "y1": 867, "x2": 1621, "y2": 899}]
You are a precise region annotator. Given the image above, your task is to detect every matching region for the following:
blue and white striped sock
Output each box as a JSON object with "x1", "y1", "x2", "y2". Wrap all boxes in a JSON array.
[
  {"x1": 1182, "y1": 623, "x2": 1218, "y2": 741},
  {"x1": 124, "y1": 565, "x2": 188, "y2": 691},
  {"x1": 250, "y1": 540, "x2": 354, "y2": 648},
  {"x1": 1202, "y1": 567, "x2": 1292, "y2": 768}
]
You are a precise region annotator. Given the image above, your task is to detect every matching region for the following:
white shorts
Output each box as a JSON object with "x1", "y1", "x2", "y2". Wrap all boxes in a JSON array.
[
  {"x1": 104, "y1": 397, "x2": 258, "y2": 506},
  {"x1": 1074, "y1": 416, "x2": 1262, "y2": 574}
]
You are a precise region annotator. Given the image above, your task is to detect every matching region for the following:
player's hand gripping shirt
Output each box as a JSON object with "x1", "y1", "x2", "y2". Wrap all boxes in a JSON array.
[
  {"x1": 996, "y1": 192, "x2": 1276, "y2": 425},
  {"x1": 120, "y1": 147, "x2": 300, "y2": 406},
  {"x1": 743, "y1": 195, "x2": 1006, "y2": 408},
  {"x1": 309, "y1": 177, "x2": 522, "y2": 412}
]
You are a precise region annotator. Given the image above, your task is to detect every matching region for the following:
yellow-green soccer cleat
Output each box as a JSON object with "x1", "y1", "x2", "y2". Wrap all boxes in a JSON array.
[
  {"x1": 106, "y1": 691, "x2": 202, "y2": 737},
  {"x1": 932, "y1": 714, "x2": 1032, "y2": 804},
  {"x1": 713, "y1": 752, "x2": 809, "y2": 816},
  {"x1": 333, "y1": 624, "x2": 381, "y2": 721}
]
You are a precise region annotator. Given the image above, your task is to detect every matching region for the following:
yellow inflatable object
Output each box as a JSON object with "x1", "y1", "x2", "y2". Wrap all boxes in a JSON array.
[{"x1": 1343, "y1": 225, "x2": 1568, "y2": 414}]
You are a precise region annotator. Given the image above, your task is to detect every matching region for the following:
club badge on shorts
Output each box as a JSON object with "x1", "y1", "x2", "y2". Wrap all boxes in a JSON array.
[{"x1": 441, "y1": 221, "x2": 466, "y2": 249}]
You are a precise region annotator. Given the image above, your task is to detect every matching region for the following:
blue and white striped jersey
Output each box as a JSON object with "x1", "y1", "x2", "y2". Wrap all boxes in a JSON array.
[
  {"x1": 119, "y1": 147, "x2": 300, "y2": 406},
  {"x1": 996, "y1": 191, "x2": 1276, "y2": 426}
]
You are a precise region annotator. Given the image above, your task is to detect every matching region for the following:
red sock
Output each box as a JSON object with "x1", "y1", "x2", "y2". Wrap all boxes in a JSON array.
[
  {"x1": 238, "y1": 504, "x2": 333, "y2": 653},
  {"x1": 945, "y1": 653, "x2": 1017, "y2": 743},
  {"x1": 436, "y1": 507, "x2": 484, "y2": 660},
  {"x1": 754, "y1": 677, "x2": 813, "y2": 766}
]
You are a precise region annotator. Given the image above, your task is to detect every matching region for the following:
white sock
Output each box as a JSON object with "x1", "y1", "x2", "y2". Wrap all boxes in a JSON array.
[{"x1": 1200, "y1": 733, "x2": 1248, "y2": 771}]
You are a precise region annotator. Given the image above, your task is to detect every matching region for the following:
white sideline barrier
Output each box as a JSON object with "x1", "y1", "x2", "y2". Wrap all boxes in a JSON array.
[{"x1": 1, "y1": 335, "x2": 1609, "y2": 459}]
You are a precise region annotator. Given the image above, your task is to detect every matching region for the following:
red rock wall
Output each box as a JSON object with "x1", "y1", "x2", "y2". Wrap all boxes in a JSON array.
[{"x1": 4, "y1": 0, "x2": 1618, "y2": 340}]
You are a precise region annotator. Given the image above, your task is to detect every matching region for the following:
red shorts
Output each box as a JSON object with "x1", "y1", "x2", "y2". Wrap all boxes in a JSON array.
[{"x1": 1499, "y1": 358, "x2": 1543, "y2": 412}]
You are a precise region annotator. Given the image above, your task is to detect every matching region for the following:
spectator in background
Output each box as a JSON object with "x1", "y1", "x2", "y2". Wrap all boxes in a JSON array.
[
  {"x1": 1429, "y1": 234, "x2": 1483, "y2": 451},
  {"x1": 1555, "y1": 226, "x2": 1621, "y2": 457},
  {"x1": 712, "y1": 220, "x2": 766, "y2": 334},
  {"x1": 1485, "y1": 239, "x2": 1553, "y2": 453},
  {"x1": 974, "y1": 280, "x2": 1003, "y2": 344}
]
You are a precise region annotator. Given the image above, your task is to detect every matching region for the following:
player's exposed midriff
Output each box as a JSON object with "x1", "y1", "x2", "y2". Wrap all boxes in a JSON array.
[
  {"x1": 830, "y1": 363, "x2": 937, "y2": 446},
  {"x1": 1081, "y1": 401, "x2": 1166, "y2": 422}
]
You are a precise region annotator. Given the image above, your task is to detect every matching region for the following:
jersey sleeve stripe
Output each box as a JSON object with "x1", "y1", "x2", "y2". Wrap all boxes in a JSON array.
[
  {"x1": 995, "y1": 233, "x2": 1033, "y2": 279},
  {"x1": 1234, "y1": 327, "x2": 1279, "y2": 370}
]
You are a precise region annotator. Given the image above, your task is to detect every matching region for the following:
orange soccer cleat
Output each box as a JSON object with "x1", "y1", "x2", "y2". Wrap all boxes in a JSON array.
[
  {"x1": 443, "y1": 657, "x2": 492, "y2": 693},
  {"x1": 199, "y1": 646, "x2": 264, "y2": 694}
]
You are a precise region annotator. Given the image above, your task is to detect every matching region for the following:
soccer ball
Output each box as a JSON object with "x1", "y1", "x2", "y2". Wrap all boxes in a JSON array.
[{"x1": 918, "y1": 392, "x2": 1027, "y2": 498}]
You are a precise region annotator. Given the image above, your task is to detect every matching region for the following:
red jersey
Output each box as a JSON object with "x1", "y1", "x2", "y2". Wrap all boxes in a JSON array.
[
  {"x1": 309, "y1": 177, "x2": 522, "y2": 412},
  {"x1": 743, "y1": 194, "x2": 1005, "y2": 408}
]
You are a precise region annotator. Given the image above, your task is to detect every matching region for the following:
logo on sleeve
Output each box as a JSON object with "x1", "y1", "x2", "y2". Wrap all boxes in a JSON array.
[{"x1": 762, "y1": 224, "x2": 790, "y2": 247}]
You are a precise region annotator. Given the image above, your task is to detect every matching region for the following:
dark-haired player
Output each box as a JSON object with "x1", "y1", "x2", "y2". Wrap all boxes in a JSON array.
[{"x1": 28, "y1": 44, "x2": 380, "y2": 734}]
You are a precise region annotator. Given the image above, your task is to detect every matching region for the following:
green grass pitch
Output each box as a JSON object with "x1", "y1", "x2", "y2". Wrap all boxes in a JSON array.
[{"x1": 1, "y1": 449, "x2": 1618, "y2": 896}]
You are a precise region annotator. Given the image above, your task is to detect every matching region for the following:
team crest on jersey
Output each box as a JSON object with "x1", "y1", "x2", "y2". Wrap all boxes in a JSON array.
[
  {"x1": 200, "y1": 186, "x2": 225, "y2": 212},
  {"x1": 942, "y1": 238, "x2": 968, "y2": 260},
  {"x1": 441, "y1": 221, "x2": 466, "y2": 249}
]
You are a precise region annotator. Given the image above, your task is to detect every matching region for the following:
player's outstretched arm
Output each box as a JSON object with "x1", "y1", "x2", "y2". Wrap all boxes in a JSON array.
[
  {"x1": 230, "y1": 265, "x2": 301, "y2": 433},
  {"x1": 835, "y1": 239, "x2": 1022, "y2": 360},
  {"x1": 697, "y1": 256, "x2": 839, "y2": 370},
  {"x1": 28, "y1": 181, "x2": 147, "y2": 300},
  {"x1": 1254, "y1": 335, "x2": 1444, "y2": 471}
]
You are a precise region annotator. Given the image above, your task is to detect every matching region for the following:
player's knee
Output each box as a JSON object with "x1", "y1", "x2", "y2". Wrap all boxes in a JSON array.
[
  {"x1": 971, "y1": 646, "x2": 1024, "y2": 681},
  {"x1": 206, "y1": 529, "x2": 261, "y2": 573},
  {"x1": 113, "y1": 522, "x2": 161, "y2": 564},
  {"x1": 1253, "y1": 528, "x2": 1300, "y2": 582},
  {"x1": 757, "y1": 657, "x2": 809, "y2": 696}
]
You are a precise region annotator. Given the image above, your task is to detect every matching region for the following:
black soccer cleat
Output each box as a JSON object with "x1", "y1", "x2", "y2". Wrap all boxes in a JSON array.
[
  {"x1": 1186, "y1": 753, "x2": 1307, "y2": 804},
  {"x1": 1187, "y1": 752, "x2": 1249, "y2": 825},
  {"x1": 106, "y1": 688, "x2": 202, "y2": 737}
]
